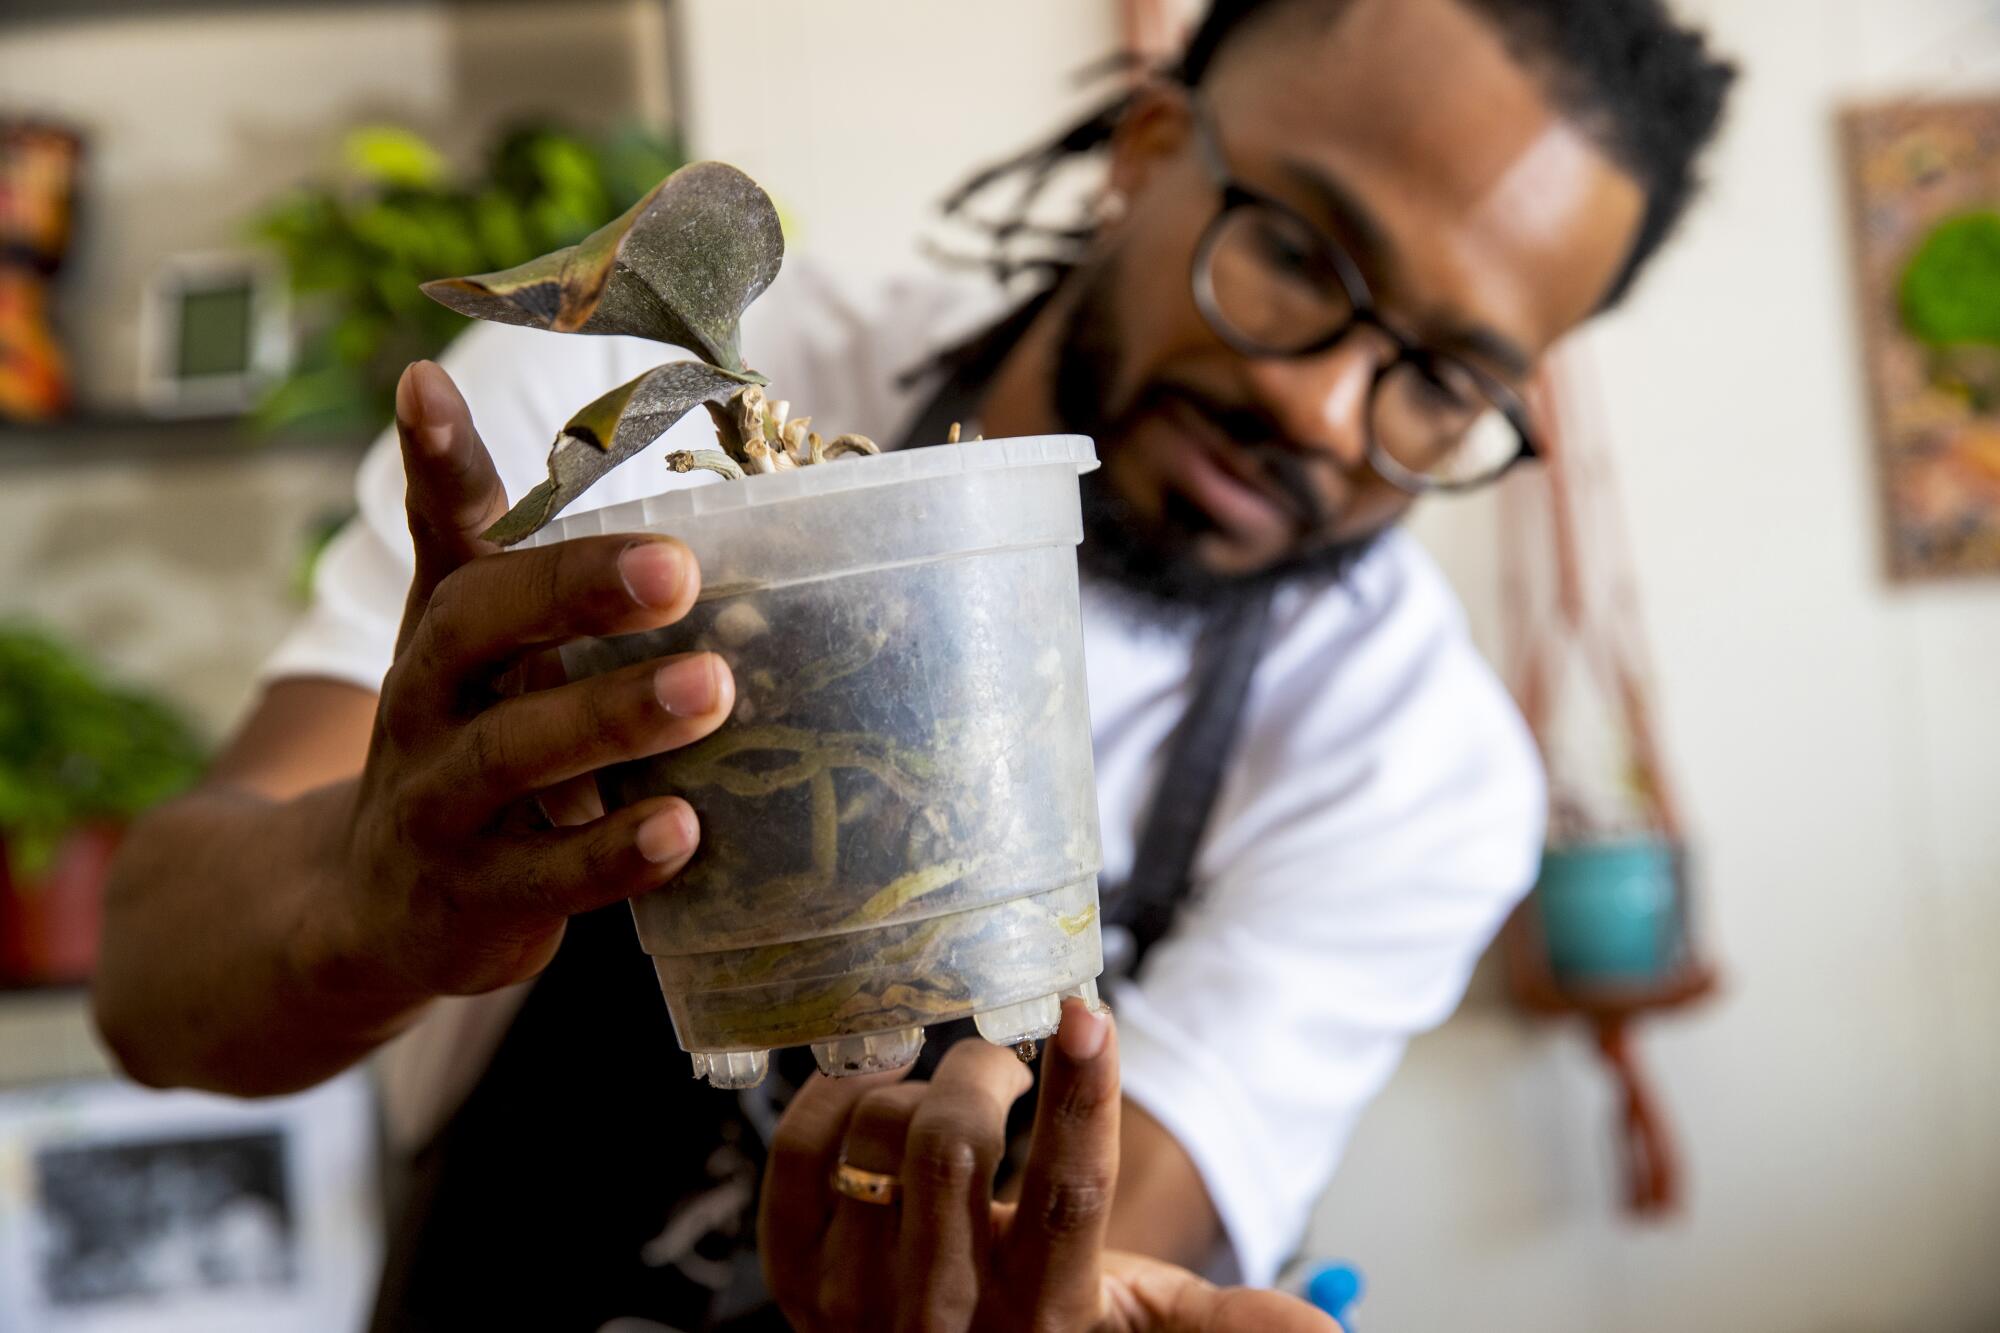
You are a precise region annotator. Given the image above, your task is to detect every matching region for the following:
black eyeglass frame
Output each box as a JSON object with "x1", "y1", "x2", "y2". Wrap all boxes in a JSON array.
[{"x1": 1184, "y1": 96, "x2": 1541, "y2": 494}]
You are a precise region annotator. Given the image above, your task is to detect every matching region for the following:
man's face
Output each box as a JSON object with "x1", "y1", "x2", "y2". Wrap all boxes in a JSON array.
[{"x1": 1057, "y1": 0, "x2": 1646, "y2": 602}]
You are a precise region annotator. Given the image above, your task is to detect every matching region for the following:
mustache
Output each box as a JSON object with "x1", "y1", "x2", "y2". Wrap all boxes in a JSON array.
[{"x1": 1133, "y1": 384, "x2": 1332, "y2": 536}]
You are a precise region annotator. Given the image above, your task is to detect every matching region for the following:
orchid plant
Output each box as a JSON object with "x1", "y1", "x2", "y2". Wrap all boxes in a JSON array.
[{"x1": 422, "y1": 161, "x2": 880, "y2": 545}]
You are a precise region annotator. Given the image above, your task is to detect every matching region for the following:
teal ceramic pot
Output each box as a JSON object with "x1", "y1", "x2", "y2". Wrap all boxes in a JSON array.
[{"x1": 1533, "y1": 839, "x2": 1684, "y2": 986}]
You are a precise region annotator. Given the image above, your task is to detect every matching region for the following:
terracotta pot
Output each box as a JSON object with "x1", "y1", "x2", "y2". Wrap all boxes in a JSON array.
[{"x1": 0, "y1": 824, "x2": 121, "y2": 986}]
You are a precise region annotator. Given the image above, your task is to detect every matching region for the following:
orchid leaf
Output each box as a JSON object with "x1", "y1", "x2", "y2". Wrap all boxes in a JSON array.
[
  {"x1": 422, "y1": 161, "x2": 782, "y2": 374},
  {"x1": 483, "y1": 360, "x2": 755, "y2": 546}
]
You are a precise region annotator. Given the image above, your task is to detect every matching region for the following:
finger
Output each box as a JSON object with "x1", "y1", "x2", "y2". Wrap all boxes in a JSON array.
[
  {"x1": 389, "y1": 534, "x2": 701, "y2": 725},
  {"x1": 896, "y1": 1039, "x2": 1033, "y2": 1333},
  {"x1": 1003, "y1": 998, "x2": 1120, "y2": 1322},
  {"x1": 1099, "y1": 1252, "x2": 1342, "y2": 1333},
  {"x1": 514, "y1": 652, "x2": 604, "y2": 828},
  {"x1": 842, "y1": 1081, "x2": 929, "y2": 1174},
  {"x1": 421, "y1": 652, "x2": 733, "y2": 829},
  {"x1": 817, "y1": 1083, "x2": 928, "y2": 1329},
  {"x1": 510, "y1": 644, "x2": 572, "y2": 700},
  {"x1": 469, "y1": 793, "x2": 704, "y2": 921},
  {"x1": 536, "y1": 774, "x2": 606, "y2": 828},
  {"x1": 394, "y1": 360, "x2": 509, "y2": 657},
  {"x1": 759, "y1": 1068, "x2": 910, "y2": 1319}
]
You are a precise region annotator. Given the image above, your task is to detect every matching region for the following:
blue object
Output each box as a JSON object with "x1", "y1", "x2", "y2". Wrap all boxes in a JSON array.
[
  {"x1": 1305, "y1": 1262, "x2": 1364, "y2": 1325},
  {"x1": 1534, "y1": 838, "x2": 1683, "y2": 984}
]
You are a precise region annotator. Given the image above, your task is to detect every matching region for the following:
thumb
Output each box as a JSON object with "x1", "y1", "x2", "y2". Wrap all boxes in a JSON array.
[{"x1": 394, "y1": 359, "x2": 509, "y2": 654}]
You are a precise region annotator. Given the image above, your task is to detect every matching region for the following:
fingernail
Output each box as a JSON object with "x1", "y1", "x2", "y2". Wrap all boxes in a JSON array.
[
  {"x1": 1058, "y1": 1003, "x2": 1110, "y2": 1061},
  {"x1": 654, "y1": 654, "x2": 719, "y2": 717},
  {"x1": 398, "y1": 362, "x2": 456, "y2": 457},
  {"x1": 636, "y1": 801, "x2": 698, "y2": 864},
  {"x1": 394, "y1": 364, "x2": 420, "y2": 427},
  {"x1": 619, "y1": 541, "x2": 687, "y2": 609}
]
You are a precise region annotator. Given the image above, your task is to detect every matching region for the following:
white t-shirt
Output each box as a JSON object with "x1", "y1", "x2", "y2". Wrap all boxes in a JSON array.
[{"x1": 263, "y1": 261, "x2": 1545, "y2": 1286}]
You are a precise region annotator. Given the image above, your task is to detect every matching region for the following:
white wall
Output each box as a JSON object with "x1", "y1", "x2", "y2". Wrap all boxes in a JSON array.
[
  {"x1": 1338, "y1": 2, "x2": 2000, "y2": 1329},
  {"x1": 681, "y1": 3, "x2": 2000, "y2": 1330},
  {"x1": 674, "y1": 0, "x2": 1122, "y2": 281}
]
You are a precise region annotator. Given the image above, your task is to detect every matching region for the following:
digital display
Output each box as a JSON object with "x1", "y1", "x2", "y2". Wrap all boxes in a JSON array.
[{"x1": 174, "y1": 280, "x2": 256, "y2": 380}]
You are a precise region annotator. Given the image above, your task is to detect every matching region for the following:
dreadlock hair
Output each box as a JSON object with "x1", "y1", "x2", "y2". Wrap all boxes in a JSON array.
[{"x1": 936, "y1": 0, "x2": 1737, "y2": 307}]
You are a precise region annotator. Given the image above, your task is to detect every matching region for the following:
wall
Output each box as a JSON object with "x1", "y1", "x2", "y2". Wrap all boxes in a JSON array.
[
  {"x1": 1329, "y1": 1, "x2": 2000, "y2": 1329},
  {"x1": 674, "y1": 0, "x2": 1123, "y2": 282}
]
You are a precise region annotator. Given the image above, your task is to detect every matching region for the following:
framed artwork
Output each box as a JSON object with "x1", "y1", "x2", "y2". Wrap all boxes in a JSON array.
[
  {"x1": 0, "y1": 120, "x2": 84, "y2": 422},
  {"x1": 1841, "y1": 98, "x2": 2000, "y2": 580},
  {"x1": 0, "y1": 1072, "x2": 378, "y2": 1332},
  {"x1": 137, "y1": 251, "x2": 290, "y2": 418}
]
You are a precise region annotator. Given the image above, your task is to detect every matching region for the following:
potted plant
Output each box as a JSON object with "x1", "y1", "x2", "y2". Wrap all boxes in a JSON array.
[
  {"x1": 0, "y1": 627, "x2": 205, "y2": 986},
  {"x1": 424, "y1": 162, "x2": 1107, "y2": 1087}
]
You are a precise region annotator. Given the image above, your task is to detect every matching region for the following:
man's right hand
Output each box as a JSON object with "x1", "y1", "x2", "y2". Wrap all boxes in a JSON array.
[{"x1": 334, "y1": 359, "x2": 735, "y2": 998}]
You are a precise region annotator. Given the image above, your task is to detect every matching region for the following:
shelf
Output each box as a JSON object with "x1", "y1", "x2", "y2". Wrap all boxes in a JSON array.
[
  {"x1": 0, "y1": 415, "x2": 371, "y2": 466},
  {"x1": 0, "y1": 979, "x2": 89, "y2": 999},
  {"x1": 0, "y1": 987, "x2": 113, "y2": 1090},
  {"x1": 6, "y1": 0, "x2": 550, "y2": 26}
]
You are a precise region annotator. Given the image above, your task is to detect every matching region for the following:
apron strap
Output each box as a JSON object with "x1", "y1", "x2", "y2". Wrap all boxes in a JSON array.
[{"x1": 1105, "y1": 586, "x2": 1274, "y2": 967}]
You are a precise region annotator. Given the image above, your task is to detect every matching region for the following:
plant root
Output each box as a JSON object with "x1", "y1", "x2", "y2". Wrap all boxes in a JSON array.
[
  {"x1": 667, "y1": 449, "x2": 747, "y2": 480},
  {"x1": 695, "y1": 383, "x2": 878, "y2": 477}
]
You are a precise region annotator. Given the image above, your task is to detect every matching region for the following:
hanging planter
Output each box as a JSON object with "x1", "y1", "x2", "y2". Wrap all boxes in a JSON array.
[
  {"x1": 1498, "y1": 354, "x2": 1718, "y2": 1215},
  {"x1": 1509, "y1": 838, "x2": 1714, "y2": 1018},
  {"x1": 1534, "y1": 837, "x2": 1687, "y2": 987}
]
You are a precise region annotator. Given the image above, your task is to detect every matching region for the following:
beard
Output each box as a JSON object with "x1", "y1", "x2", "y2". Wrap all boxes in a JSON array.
[{"x1": 1048, "y1": 256, "x2": 1384, "y2": 625}]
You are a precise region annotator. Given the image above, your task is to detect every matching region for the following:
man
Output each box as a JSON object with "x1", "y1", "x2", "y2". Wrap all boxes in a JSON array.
[{"x1": 93, "y1": 0, "x2": 1734, "y2": 1328}]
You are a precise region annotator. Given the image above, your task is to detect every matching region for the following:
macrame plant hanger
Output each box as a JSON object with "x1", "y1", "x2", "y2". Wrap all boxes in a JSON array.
[{"x1": 1498, "y1": 347, "x2": 1717, "y2": 1217}]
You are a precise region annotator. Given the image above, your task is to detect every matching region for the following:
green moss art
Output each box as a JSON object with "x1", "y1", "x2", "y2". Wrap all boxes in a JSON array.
[{"x1": 1899, "y1": 210, "x2": 2000, "y2": 349}]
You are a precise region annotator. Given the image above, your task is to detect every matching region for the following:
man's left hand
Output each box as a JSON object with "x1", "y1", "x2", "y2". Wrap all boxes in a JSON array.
[{"x1": 758, "y1": 999, "x2": 1340, "y2": 1332}]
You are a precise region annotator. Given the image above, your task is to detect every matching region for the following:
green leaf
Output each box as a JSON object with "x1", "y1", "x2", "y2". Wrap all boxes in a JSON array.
[
  {"x1": 594, "y1": 125, "x2": 684, "y2": 211},
  {"x1": 529, "y1": 135, "x2": 609, "y2": 226},
  {"x1": 250, "y1": 363, "x2": 379, "y2": 435},
  {"x1": 344, "y1": 125, "x2": 447, "y2": 190},
  {"x1": 472, "y1": 188, "x2": 535, "y2": 268},
  {"x1": 421, "y1": 161, "x2": 783, "y2": 374},
  {"x1": 483, "y1": 361, "x2": 759, "y2": 546}
]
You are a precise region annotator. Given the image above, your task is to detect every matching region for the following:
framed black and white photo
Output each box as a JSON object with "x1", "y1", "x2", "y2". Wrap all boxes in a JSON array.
[{"x1": 0, "y1": 1072, "x2": 377, "y2": 1332}]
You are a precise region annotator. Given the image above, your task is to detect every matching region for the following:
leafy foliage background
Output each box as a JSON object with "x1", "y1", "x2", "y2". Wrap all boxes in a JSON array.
[{"x1": 250, "y1": 122, "x2": 684, "y2": 435}]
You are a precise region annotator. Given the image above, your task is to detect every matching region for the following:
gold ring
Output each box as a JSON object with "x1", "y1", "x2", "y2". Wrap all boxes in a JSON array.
[{"x1": 829, "y1": 1159, "x2": 899, "y2": 1206}]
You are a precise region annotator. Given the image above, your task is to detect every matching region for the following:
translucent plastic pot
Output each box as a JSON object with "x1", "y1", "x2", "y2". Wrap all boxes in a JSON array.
[{"x1": 530, "y1": 436, "x2": 1104, "y2": 1087}]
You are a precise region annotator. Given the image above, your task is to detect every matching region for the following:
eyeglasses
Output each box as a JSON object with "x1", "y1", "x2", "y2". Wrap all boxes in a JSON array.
[{"x1": 1186, "y1": 98, "x2": 1540, "y2": 493}]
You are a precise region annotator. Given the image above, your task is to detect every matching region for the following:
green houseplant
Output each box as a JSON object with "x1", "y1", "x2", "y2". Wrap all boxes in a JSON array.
[
  {"x1": 249, "y1": 121, "x2": 684, "y2": 437},
  {"x1": 0, "y1": 626, "x2": 205, "y2": 984}
]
